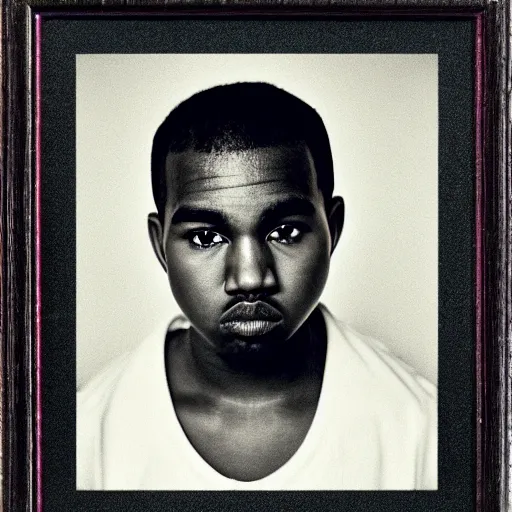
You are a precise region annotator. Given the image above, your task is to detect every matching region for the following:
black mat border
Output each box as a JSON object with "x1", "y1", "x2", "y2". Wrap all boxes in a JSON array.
[{"x1": 40, "y1": 17, "x2": 475, "y2": 511}]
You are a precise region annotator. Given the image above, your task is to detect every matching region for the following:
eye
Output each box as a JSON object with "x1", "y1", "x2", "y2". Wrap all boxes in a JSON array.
[
  {"x1": 188, "y1": 230, "x2": 227, "y2": 250},
  {"x1": 267, "y1": 224, "x2": 304, "y2": 245}
]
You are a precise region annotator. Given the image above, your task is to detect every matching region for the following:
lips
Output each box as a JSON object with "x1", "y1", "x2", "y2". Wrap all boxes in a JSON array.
[{"x1": 219, "y1": 301, "x2": 283, "y2": 337}]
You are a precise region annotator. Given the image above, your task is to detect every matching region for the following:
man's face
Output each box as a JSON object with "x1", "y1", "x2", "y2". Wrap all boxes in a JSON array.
[{"x1": 149, "y1": 145, "x2": 343, "y2": 354}]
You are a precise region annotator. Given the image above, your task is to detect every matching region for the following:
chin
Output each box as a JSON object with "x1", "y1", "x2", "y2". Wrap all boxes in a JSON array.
[
  {"x1": 220, "y1": 337, "x2": 267, "y2": 355},
  {"x1": 220, "y1": 329, "x2": 297, "y2": 358}
]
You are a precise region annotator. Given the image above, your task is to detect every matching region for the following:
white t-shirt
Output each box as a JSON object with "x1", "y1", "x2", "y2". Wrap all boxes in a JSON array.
[{"x1": 77, "y1": 305, "x2": 437, "y2": 490}]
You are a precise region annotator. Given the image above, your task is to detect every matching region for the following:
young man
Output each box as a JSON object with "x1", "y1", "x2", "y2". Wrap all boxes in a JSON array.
[{"x1": 77, "y1": 82, "x2": 437, "y2": 490}]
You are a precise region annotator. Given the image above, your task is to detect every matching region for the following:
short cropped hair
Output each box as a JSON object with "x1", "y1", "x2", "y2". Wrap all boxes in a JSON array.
[{"x1": 151, "y1": 82, "x2": 334, "y2": 220}]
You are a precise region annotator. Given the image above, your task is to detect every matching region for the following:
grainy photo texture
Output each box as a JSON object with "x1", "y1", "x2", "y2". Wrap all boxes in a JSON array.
[{"x1": 76, "y1": 54, "x2": 438, "y2": 490}]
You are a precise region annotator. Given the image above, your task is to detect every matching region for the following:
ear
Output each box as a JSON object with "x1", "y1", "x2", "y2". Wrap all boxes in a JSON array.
[
  {"x1": 148, "y1": 213, "x2": 168, "y2": 272},
  {"x1": 326, "y1": 196, "x2": 344, "y2": 254}
]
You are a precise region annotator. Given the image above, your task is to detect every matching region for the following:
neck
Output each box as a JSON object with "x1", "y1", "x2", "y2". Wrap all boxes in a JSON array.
[{"x1": 183, "y1": 309, "x2": 326, "y2": 403}]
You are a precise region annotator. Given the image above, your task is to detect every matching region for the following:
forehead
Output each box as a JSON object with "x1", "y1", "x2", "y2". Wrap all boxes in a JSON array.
[{"x1": 164, "y1": 146, "x2": 319, "y2": 210}]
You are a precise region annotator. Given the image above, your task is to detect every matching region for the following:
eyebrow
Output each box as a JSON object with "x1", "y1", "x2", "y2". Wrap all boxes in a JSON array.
[
  {"x1": 171, "y1": 197, "x2": 316, "y2": 226},
  {"x1": 171, "y1": 206, "x2": 228, "y2": 226},
  {"x1": 260, "y1": 197, "x2": 316, "y2": 223}
]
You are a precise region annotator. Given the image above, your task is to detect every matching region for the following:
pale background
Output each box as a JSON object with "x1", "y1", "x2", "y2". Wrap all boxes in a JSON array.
[{"x1": 76, "y1": 54, "x2": 438, "y2": 389}]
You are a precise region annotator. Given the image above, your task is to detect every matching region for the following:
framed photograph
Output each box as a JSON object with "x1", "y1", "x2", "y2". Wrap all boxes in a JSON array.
[{"x1": 1, "y1": 1, "x2": 510, "y2": 511}]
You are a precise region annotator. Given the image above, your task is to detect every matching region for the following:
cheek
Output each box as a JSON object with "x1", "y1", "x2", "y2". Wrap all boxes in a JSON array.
[
  {"x1": 273, "y1": 234, "x2": 331, "y2": 299},
  {"x1": 164, "y1": 243, "x2": 224, "y2": 310}
]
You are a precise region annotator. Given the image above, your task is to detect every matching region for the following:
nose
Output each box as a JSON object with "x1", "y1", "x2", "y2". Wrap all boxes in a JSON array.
[{"x1": 224, "y1": 236, "x2": 278, "y2": 296}]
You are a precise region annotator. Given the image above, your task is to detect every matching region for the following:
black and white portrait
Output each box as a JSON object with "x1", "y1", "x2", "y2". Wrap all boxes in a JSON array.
[{"x1": 76, "y1": 54, "x2": 438, "y2": 490}]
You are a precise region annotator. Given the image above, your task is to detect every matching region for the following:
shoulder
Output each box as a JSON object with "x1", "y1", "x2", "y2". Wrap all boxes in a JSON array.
[
  {"x1": 76, "y1": 318, "x2": 179, "y2": 489},
  {"x1": 319, "y1": 305, "x2": 437, "y2": 489},
  {"x1": 77, "y1": 351, "x2": 132, "y2": 418},
  {"x1": 76, "y1": 352, "x2": 129, "y2": 488},
  {"x1": 320, "y1": 304, "x2": 437, "y2": 420},
  {"x1": 77, "y1": 317, "x2": 185, "y2": 413}
]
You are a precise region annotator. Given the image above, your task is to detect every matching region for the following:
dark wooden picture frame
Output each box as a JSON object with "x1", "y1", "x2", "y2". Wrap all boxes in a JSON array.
[{"x1": 1, "y1": 1, "x2": 510, "y2": 511}]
